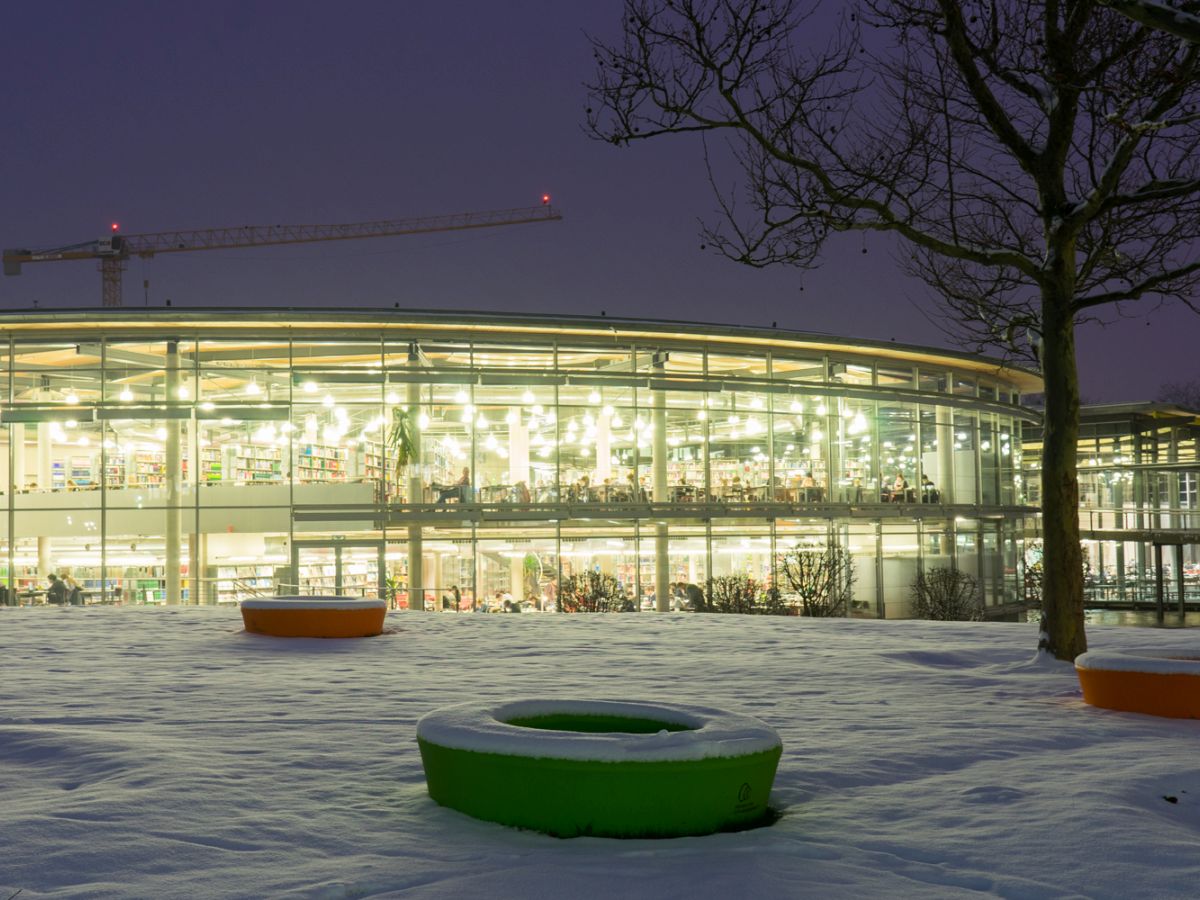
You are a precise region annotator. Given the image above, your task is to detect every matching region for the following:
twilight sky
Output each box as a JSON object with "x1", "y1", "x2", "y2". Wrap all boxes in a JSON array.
[{"x1": 1, "y1": 1, "x2": 1196, "y2": 402}]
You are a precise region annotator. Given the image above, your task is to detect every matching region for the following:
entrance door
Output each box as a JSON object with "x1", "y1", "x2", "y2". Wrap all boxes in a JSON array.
[{"x1": 292, "y1": 540, "x2": 385, "y2": 598}]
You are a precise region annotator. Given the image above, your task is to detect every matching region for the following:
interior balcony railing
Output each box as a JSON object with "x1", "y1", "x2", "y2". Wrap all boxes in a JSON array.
[
  {"x1": 1077, "y1": 505, "x2": 1200, "y2": 539},
  {"x1": 291, "y1": 496, "x2": 1034, "y2": 527}
]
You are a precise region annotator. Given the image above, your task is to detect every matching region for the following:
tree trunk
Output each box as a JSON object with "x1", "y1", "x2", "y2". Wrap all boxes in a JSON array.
[{"x1": 1038, "y1": 290, "x2": 1087, "y2": 660}]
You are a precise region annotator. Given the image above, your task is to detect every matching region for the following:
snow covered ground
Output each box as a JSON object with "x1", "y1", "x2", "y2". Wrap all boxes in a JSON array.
[{"x1": 3, "y1": 607, "x2": 1199, "y2": 899}]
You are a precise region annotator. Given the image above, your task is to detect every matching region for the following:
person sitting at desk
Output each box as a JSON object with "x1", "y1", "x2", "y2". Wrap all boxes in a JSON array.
[
  {"x1": 435, "y1": 467, "x2": 471, "y2": 504},
  {"x1": 64, "y1": 574, "x2": 83, "y2": 605},
  {"x1": 515, "y1": 480, "x2": 531, "y2": 504},
  {"x1": 675, "y1": 476, "x2": 692, "y2": 502},
  {"x1": 601, "y1": 477, "x2": 614, "y2": 502},
  {"x1": 795, "y1": 471, "x2": 819, "y2": 502},
  {"x1": 575, "y1": 475, "x2": 592, "y2": 502},
  {"x1": 46, "y1": 573, "x2": 67, "y2": 605},
  {"x1": 891, "y1": 472, "x2": 911, "y2": 502},
  {"x1": 921, "y1": 475, "x2": 940, "y2": 503}
]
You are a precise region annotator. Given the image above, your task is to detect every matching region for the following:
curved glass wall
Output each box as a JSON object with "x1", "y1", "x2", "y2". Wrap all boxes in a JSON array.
[{"x1": 0, "y1": 313, "x2": 1037, "y2": 617}]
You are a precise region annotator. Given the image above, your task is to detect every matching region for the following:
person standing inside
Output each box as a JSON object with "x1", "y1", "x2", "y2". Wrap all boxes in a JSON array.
[{"x1": 46, "y1": 573, "x2": 67, "y2": 605}]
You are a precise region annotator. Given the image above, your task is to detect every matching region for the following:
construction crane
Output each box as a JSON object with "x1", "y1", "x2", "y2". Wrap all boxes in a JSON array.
[{"x1": 2, "y1": 200, "x2": 562, "y2": 307}]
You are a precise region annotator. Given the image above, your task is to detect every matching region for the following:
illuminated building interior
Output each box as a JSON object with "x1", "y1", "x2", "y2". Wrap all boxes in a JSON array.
[{"x1": 0, "y1": 309, "x2": 1039, "y2": 615}]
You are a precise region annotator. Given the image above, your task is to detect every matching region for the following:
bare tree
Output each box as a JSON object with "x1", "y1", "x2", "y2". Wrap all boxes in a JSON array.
[
  {"x1": 777, "y1": 545, "x2": 856, "y2": 616},
  {"x1": 911, "y1": 567, "x2": 985, "y2": 620},
  {"x1": 1099, "y1": 1, "x2": 1200, "y2": 43},
  {"x1": 1157, "y1": 378, "x2": 1200, "y2": 409},
  {"x1": 586, "y1": 1, "x2": 1200, "y2": 660}
]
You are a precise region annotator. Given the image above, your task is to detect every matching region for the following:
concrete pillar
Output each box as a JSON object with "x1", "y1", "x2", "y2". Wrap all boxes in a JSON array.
[
  {"x1": 12, "y1": 424, "x2": 25, "y2": 491},
  {"x1": 37, "y1": 421, "x2": 50, "y2": 490},
  {"x1": 194, "y1": 532, "x2": 209, "y2": 604},
  {"x1": 653, "y1": 360, "x2": 669, "y2": 612},
  {"x1": 1176, "y1": 543, "x2": 1186, "y2": 616},
  {"x1": 508, "y1": 406, "x2": 529, "y2": 486},
  {"x1": 1155, "y1": 542, "x2": 1165, "y2": 623},
  {"x1": 936, "y1": 405, "x2": 955, "y2": 505},
  {"x1": 510, "y1": 554, "x2": 524, "y2": 606},
  {"x1": 406, "y1": 357, "x2": 424, "y2": 612},
  {"x1": 37, "y1": 535, "x2": 50, "y2": 580},
  {"x1": 186, "y1": 378, "x2": 200, "y2": 603},
  {"x1": 165, "y1": 342, "x2": 182, "y2": 605},
  {"x1": 596, "y1": 409, "x2": 612, "y2": 482}
]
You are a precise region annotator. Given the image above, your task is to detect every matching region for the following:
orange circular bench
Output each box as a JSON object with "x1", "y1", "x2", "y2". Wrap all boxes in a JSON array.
[
  {"x1": 241, "y1": 597, "x2": 387, "y2": 638},
  {"x1": 1075, "y1": 650, "x2": 1200, "y2": 719}
]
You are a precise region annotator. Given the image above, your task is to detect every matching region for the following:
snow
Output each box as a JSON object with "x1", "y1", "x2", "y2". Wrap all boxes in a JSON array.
[
  {"x1": 3, "y1": 607, "x2": 1200, "y2": 898},
  {"x1": 1075, "y1": 649, "x2": 1200, "y2": 675},
  {"x1": 240, "y1": 597, "x2": 387, "y2": 610},
  {"x1": 416, "y1": 698, "x2": 782, "y2": 761}
]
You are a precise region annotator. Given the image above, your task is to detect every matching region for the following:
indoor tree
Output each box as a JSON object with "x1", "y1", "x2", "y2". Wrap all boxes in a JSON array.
[{"x1": 586, "y1": 0, "x2": 1200, "y2": 659}]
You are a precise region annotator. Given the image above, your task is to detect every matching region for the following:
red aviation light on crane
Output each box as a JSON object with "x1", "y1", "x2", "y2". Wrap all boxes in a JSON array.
[
  {"x1": 541, "y1": 194, "x2": 551, "y2": 206},
  {"x1": 111, "y1": 222, "x2": 120, "y2": 233}
]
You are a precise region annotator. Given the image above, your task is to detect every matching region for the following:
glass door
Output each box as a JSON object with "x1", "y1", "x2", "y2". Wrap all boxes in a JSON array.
[{"x1": 292, "y1": 540, "x2": 384, "y2": 598}]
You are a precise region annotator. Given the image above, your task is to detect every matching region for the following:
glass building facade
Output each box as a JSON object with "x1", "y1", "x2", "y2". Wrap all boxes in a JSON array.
[
  {"x1": 0, "y1": 309, "x2": 1038, "y2": 615},
  {"x1": 1024, "y1": 403, "x2": 1200, "y2": 608}
]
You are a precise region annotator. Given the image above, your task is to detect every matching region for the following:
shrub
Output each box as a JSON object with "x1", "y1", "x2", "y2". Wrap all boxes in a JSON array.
[
  {"x1": 702, "y1": 574, "x2": 793, "y2": 615},
  {"x1": 704, "y1": 574, "x2": 759, "y2": 614},
  {"x1": 910, "y1": 567, "x2": 983, "y2": 621},
  {"x1": 558, "y1": 571, "x2": 629, "y2": 613},
  {"x1": 1024, "y1": 540, "x2": 1044, "y2": 608},
  {"x1": 777, "y1": 545, "x2": 855, "y2": 617}
]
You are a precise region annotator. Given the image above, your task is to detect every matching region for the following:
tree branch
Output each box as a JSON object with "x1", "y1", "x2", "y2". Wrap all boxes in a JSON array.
[{"x1": 1098, "y1": 0, "x2": 1200, "y2": 43}]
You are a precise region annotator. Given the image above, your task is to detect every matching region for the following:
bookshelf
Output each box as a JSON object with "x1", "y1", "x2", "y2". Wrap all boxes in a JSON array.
[
  {"x1": 233, "y1": 444, "x2": 282, "y2": 484},
  {"x1": 105, "y1": 453, "x2": 126, "y2": 489},
  {"x1": 215, "y1": 564, "x2": 275, "y2": 604},
  {"x1": 363, "y1": 439, "x2": 385, "y2": 482},
  {"x1": 298, "y1": 562, "x2": 336, "y2": 594},
  {"x1": 296, "y1": 443, "x2": 346, "y2": 483},
  {"x1": 199, "y1": 446, "x2": 224, "y2": 483},
  {"x1": 69, "y1": 455, "x2": 94, "y2": 488},
  {"x1": 296, "y1": 560, "x2": 377, "y2": 596},
  {"x1": 131, "y1": 451, "x2": 165, "y2": 488}
]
